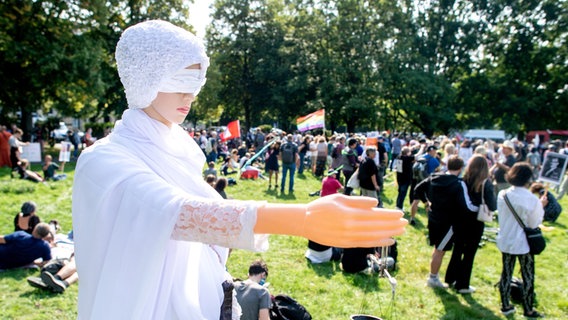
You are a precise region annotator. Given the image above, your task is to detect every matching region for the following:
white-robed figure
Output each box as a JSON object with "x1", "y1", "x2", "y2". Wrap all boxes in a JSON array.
[{"x1": 73, "y1": 20, "x2": 407, "y2": 320}]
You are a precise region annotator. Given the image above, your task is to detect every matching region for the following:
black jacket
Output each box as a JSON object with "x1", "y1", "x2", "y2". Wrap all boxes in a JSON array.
[{"x1": 414, "y1": 173, "x2": 478, "y2": 227}]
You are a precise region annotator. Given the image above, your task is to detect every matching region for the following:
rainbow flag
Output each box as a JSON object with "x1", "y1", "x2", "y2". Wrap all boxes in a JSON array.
[{"x1": 296, "y1": 109, "x2": 325, "y2": 132}]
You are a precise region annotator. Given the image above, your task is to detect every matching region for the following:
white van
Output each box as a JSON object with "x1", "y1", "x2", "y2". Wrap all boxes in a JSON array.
[{"x1": 462, "y1": 129, "x2": 506, "y2": 142}]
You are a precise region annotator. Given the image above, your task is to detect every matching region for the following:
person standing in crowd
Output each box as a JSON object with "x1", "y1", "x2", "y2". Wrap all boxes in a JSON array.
[
  {"x1": 413, "y1": 156, "x2": 478, "y2": 288},
  {"x1": 315, "y1": 136, "x2": 328, "y2": 177},
  {"x1": 374, "y1": 135, "x2": 389, "y2": 208},
  {"x1": 279, "y1": 134, "x2": 299, "y2": 194},
  {"x1": 358, "y1": 147, "x2": 380, "y2": 199},
  {"x1": 9, "y1": 128, "x2": 30, "y2": 170},
  {"x1": 326, "y1": 136, "x2": 335, "y2": 168},
  {"x1": 395, "y1": 146, "x2": 414, "y2": 212},
  {"x1": 234, "y1": 260, "x2": 271, "y2": 320},
  {"x1": 409, "y1": 145, "x2": 441, "y2": 224},
  {"x1": 297, "y1": 135, "x2": 310, "y2": 174},
  {"x1": 0, "y1": 125, "x2": 12, "y2": 168},
  {"x1": 491, "y1": 140, "x2": 517, "y2": 196},
  {"x1": 497, "y1": 163, "x2": 545, "y2": 318},
  {"x1": 390, "y1": 133, "x2": 402, "y2": 172},
  {"x1": 265, "y1": 139, "x2": 281, "y2": 189},
  {"x1": 458, "y1": 139, "x2": 473, "y2": 164},
  {"x1": 440, "y1": 143, "x2": 456, "y2": 173},
  {"x1": 445, "y1": 155, "x2": 496, "y2": 294},
  {"x1": 206, "y1": 131, "x2": 218, "y2": 163},
  {"x1": 72, "y1": 20, "x2": 405, "y2": 319},
  {"x1": 342, "y1": 138, "x2": 360, "y2": 195},
  {"x1": 526, "y1": 147, "x2": 541, "y2": 180},
  {"x1": 254, "y1": 128, "x2": 265, "y2": 159},
  {"x1": 330, "y1": 135, "x2": 345, "y2": 181}
]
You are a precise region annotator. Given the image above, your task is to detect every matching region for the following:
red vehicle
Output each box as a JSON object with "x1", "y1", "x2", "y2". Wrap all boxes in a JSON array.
[{"x1": 526, "y1": 130, "x2": 568, "y2": 143}]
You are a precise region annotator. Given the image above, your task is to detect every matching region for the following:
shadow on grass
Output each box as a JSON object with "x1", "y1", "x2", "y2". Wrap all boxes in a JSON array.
[
  {"x1": 0, "y1": 268, "x2": 40, "y2": 281},
  {"x1": 305, "y1": 259, "x2": 338, "y2": 279},
  {"x1": 433, "y1": 287, "x2": 502, "y2": 320},
  {"x1": 277, "y1": 191, "x2": 297, "y2": 200}
]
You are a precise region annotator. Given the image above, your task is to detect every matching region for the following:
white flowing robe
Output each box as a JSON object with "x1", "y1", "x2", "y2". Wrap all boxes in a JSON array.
[{"x1": 72, "y1": 109, "x2": 268, "y2": 319}]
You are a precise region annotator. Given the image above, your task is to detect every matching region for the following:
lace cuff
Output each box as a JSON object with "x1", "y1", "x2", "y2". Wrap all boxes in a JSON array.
[{"x1": 171, "y1": 199, "x2": 269, "y2": 251}]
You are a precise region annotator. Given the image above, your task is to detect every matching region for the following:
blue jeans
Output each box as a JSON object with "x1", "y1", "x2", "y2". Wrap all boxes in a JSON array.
[
  {"x1": 298, "y1": 153, "x2": 306, "y2": 174},
  {"x1": 207, "y1": 151, "x2": 218, "y2": 163},
  {"x1": 281, "y1": 162, "x2": 296, "y2": 192},
  {"x1": 396, "y1": 182, "x2": 410, "y2": 209}
]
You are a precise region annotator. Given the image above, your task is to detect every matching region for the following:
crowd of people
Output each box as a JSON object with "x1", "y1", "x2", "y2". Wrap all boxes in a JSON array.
[{"x1": 196, "y1": 125, "x2": 565, "y2": 318}]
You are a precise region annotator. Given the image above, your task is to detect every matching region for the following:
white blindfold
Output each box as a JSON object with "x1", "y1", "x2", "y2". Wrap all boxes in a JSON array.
[{"x1": 158, "y1": 69, "x2": 207, "y2": 95}]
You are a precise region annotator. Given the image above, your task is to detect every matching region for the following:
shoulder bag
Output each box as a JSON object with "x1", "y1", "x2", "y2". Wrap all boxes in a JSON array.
[
  {"x1": 346, "y1": 169, "x2": 360, "y2": 189},
  {"x1": 503, "y1": 194, "x2": 546, "y2": 255},
  {"x1": 476, "y1": 179, "x2": 493, "y2": 222}
]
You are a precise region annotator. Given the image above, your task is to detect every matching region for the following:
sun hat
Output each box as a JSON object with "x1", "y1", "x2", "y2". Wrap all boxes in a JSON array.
[{"x1": 502, "y1": 140, "x2": 515, "y2": 150}]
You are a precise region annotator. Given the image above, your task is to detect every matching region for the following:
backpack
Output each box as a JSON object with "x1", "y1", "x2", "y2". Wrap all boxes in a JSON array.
[
  {"x1": 510, "y1": 277, "x2": 524, "y2": 303},
  {"x1": 331, "y1": 145, "x2": 340, "y2": 159},
  {"x1": 412, "y1": 156, "x2": 429, "y2": 181},
  {"x1": 269, "y1": 294, "x2": 312, "y2": 320},
  {"x1": 281, "y1": 142, "x2": 295, "y2": 164}
]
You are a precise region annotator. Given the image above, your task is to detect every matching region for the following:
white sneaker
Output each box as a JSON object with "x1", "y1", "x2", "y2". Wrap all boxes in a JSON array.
[
  {"x1": 426, "y1": 277, "x2": 448, "y2": 289},
  {"x1": 457, "y1": 286, "x2": 476, "y2": 294}
]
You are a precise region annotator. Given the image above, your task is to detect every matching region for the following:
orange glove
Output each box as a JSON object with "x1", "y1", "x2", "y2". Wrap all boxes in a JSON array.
[{"x1": 255, "y1": 194, "x2": 407, "y2": 248}]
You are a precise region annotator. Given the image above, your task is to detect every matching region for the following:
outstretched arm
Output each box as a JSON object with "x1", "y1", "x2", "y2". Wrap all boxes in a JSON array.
[{"x1": 255, "y1": 194, "x2": 406, "y2": 248}]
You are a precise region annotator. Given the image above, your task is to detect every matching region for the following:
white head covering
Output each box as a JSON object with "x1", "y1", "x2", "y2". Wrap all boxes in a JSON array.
[{"x1": 115, "y1": 20, "x2": 210, "y2": 109}]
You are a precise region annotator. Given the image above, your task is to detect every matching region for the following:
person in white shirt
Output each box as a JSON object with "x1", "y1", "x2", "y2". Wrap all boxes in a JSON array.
[{"x1": 496, "y1": 163, "x2": 546, "y2": 318}]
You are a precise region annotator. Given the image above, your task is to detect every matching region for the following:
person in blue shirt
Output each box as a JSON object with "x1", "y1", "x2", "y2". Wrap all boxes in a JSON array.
[
  {"x1": 424, "y1": 145, "x2": 441, "y2": 175},
  {"x1": 0, "y1": 223, "x2": 52, "y2": 269}
]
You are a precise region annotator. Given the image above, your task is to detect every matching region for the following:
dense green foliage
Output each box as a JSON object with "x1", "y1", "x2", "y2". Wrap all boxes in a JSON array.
[
  {"x1": 1, "y1": 152, "x2": 567, "y2": 319},
  {"x1": 1, "y1": 0, "x2": 567, "y2": 136}
]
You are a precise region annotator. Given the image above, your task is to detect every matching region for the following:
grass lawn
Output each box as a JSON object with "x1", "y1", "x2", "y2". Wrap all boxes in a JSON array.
[{"x1": 1, "y1": 154, "x2": 567, "y2": 320}]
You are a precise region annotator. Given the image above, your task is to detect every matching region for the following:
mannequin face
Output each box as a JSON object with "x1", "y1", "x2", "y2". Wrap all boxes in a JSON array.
[
  {"x1": 144, "y1": 64, "x2": 201, "y2": 128},
  {"x1": 145, "y1": 92, "x2": 195, "y2": 127}
]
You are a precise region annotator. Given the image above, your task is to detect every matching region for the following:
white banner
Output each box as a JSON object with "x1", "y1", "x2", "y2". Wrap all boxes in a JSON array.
[
  {"x1": 59, "y1": 142, "x2": 72, "y2": 163},
  {"x1": 21, "y1": 143, "x2": 42, "y2": 163}
]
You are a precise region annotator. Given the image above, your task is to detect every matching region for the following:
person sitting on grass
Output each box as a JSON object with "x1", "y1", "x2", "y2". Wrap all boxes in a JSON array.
[
  {"x1": 42, "y1": 155, "x2": 67, "y2": 181},
  {"x1": 203, "y1": 161, "x2": 217, "y2": 178},
  {"x1": 234, "y1": 260, "x2": 271, "y2": 320},
  {"x1": 0, "y1": 223, "x2": 52, "y2": 270},
  {"x1": 205, "y1": 174, "x2": 217, "y2": 187},
  {"x1": 14, "y1": 201, "x2": 41, "y2": 234},
  {"x1": 27, "y1": 255, "x2": 78, "y2": 293},
  {"x1": 214, "y1": 177, "x2": 228, "y2": 199}
]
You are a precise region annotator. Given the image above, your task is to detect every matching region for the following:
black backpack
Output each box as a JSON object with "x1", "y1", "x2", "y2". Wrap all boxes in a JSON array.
[
  {"x1": 281, "y1": 143, "x2": 296, "y2": 164},
  {"x1": 269, "y1": 294, "x2": 312, "y2": 320},
  {"x1": 412, "y1": 156, "x2": 428, "y2": 181}
]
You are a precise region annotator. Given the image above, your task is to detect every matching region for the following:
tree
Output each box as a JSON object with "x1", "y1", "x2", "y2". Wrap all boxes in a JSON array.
[{"x1": 0, "y1": 0, "x2": 192, "y2": 139}]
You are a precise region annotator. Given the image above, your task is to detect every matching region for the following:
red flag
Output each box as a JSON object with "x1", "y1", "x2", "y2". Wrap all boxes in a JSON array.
[{"x1": 219, "y1": 120, "x2": 241, "y2": 141}]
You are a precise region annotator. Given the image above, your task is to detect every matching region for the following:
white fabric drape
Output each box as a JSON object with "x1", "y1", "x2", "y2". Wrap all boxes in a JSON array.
[{"x1": 73, "y1": 109, "x2": 267, "y2": 319}]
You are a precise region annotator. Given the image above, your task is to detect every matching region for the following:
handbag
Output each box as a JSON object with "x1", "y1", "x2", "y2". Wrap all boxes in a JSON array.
[
  {"x1": 503, "y1": 194, "x2": 546, "y2": 255},
  {"x1": 476, "y1": 179, "x2": 493, "y2": 222},
  {"x1": 346, "y1": 169, "x2": 360, "y2": 189}
]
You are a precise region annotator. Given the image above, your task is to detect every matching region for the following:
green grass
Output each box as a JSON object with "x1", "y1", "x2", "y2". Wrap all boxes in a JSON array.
[{"x1": 1, "y1": 158, "x2": 567, "y2": 319}]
